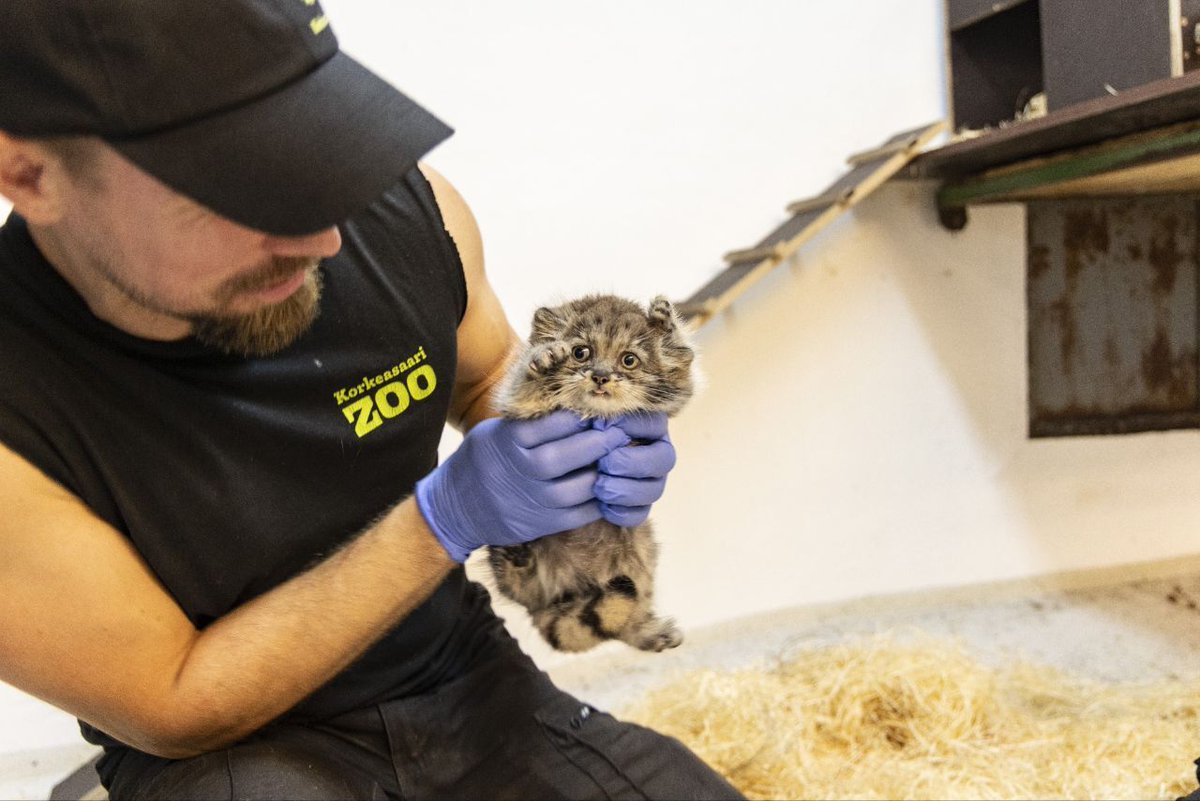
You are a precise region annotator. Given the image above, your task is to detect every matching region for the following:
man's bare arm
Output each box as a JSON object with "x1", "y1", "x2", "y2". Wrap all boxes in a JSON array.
[
  {"x1": 0, "y1": 442, "x2": 452, "y2": 758},
  {"x1": 419, "y1": 164, "x2": 521, "y2": 433}
]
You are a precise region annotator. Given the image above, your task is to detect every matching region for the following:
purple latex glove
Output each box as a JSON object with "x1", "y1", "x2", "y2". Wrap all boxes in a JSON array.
[
  {"x1": 593, "y1": 413, "x2": 677, "y2": 527},
  {"x1": 415, "y1": 410, "x2": 631, "y2": 562}
]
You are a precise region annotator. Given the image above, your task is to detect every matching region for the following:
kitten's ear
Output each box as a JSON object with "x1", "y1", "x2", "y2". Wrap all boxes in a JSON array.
[
  {"x1": 531, "y1": 306, "x2": 566, "y2": 341},
  {"x1": 647, "y1": 295, "x2": 679, "y2": 332}
]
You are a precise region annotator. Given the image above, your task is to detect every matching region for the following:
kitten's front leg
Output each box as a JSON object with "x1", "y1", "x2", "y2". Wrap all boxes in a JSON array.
[
  {"x1": 648, "y1": 296, "x2": 678, "y2": 332},
  {"x1": 527, "y1": 341, "x2": 572, "y2": 375}
]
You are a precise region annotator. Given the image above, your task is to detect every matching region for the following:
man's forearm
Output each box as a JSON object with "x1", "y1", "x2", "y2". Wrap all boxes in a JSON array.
[{"x1": 148, "y1": 497, "x2": 451, "y2": 758}]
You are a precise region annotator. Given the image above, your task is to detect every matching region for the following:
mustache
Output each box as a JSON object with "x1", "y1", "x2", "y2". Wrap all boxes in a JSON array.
[{"x1": 220, "y1": 256, "x2": 320, "y2": 298}]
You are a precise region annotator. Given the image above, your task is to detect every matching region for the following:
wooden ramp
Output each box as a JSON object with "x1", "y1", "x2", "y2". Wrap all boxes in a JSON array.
[{"x1": 678, "y1": 120, "x2": 946, "y2": 326}]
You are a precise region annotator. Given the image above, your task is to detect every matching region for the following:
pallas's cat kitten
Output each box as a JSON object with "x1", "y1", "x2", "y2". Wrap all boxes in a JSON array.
[{"x1": 490, "y1": 294, "x2": 696, "y2": 652}]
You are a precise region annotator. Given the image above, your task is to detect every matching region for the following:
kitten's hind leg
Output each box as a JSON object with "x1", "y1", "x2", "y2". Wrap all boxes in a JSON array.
[
  {"x1": 623, "y1": 613, "x2": 683, "y2": 652},
  {"x1": 603, "y1": 574, "x2": 683, "y2": 652},
  {"x1": 533, "y1": 589, "x2": 606, "y2": 653}
]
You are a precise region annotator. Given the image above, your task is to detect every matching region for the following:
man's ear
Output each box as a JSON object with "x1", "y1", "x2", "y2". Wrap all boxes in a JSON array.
[{"x1": 0, "y1": 132, "x2": 69, "y2": 224}]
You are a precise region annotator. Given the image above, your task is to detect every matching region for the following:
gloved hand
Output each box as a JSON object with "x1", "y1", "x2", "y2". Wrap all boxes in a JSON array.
[
  {"x1": 415, "y1": 410, "x2": 632, "y2": 562},
  {"x1": 593, "y1": 413, "x2": 677, "y2": 527}
]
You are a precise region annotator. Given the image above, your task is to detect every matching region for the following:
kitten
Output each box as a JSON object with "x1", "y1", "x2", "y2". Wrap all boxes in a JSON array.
[{"x1": 489, "y1": 294, "x2": 696, "y2": 652}]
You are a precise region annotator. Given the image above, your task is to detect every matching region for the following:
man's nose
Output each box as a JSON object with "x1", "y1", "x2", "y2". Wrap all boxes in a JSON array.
[{"x1": 263, "y1": 226, "x2": 343, "y2": 259}]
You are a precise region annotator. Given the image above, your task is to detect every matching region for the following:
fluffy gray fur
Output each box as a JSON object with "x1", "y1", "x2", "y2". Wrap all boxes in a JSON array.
[{"x1": 489, "y1": 294, "x2": 696, "y2": 652}]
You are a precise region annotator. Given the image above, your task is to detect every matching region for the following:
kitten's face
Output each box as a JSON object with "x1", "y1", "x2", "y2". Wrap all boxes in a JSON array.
[{"x1": 518, "y1": 295, "x2": 695, "y2": 418}]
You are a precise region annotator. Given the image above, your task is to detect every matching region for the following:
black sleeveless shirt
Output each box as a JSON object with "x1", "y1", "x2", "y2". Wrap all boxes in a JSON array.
[{"x1": 0, "y1": 169, "x2": 507, "y2": 772}]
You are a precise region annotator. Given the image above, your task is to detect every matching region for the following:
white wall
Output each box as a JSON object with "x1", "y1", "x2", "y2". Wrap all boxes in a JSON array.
[
  {"x1": 317, "y1": 0, "x2": 1200, "y2": 658},
  {"x1": 9, "y1": 0, "x2": 1200, "y2": 792},
  {"x1": 649, "y1": 184, "x2": 1200, "y2": 628},
  {"x1": 320, "y1": 0, "x2": 948, "y2": 324}
]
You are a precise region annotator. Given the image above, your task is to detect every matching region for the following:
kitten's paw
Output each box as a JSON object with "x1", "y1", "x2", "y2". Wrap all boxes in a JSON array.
[
  {"x1": 528, "y1": 341, "x2": 571, "y2": 374},
  {"x1": 648, "y1": 296, "x2": 677, "y2": 331},
  {"x1": 634, "y1": 618, "x2": 683, "y2": 652}
]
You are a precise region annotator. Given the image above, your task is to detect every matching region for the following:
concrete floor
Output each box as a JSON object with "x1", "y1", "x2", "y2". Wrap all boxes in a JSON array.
[
  {"x1": 12, "y1": 554, "x2": 1200, "y2": 799},
  {"x1": 546, "y1": 554, "x2": 1200, "y2": 717}
]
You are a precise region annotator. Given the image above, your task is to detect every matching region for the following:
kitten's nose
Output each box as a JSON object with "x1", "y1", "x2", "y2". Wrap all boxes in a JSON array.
[{"x1": 591, "y1": 370, "x2": 611, "y2": 386}]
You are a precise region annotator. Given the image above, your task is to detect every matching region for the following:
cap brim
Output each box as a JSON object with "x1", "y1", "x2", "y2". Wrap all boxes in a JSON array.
[{"x1": 109, "y1": 52, "x2": 452, "y2": 236}]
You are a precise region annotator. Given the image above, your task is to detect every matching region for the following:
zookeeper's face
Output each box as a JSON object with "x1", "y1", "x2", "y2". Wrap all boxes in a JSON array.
[{"x1": 59, "y1": 141, "x2": 343, "y2": 353}]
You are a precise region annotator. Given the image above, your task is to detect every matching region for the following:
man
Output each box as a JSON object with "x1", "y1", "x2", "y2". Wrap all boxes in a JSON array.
[{"x1": 0, "y1": 2, "x2": 741, "y2": 799}]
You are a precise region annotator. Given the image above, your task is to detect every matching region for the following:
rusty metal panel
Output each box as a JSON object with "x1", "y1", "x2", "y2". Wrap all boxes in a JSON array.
[{"x1": 1027, "y1": 196, "x2": 1200, "y2": 436}]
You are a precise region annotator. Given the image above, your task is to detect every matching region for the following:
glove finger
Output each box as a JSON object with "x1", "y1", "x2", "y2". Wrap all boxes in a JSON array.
[
  {"x1": 607, "y1": 411, "x2": 669, "y2": 441},
  {"x1": 523, "y1": 426, "x2": 630, "y2": 480},
  {"x1": 547, "y1": 499, "x2": 607, "y2": 532},
  {"x1": 599, "y1": 502, "x2": 651, "y2": 528},
  {"x1": 598, "y1": 438, "x2": 676, "y2": 479},
  {"x1": 595, "y1": 474, "x2": 667, "y2": 507},
  {"x1": 533, "y1": 467, "x2": 601, "y2": 509},
  {"x1": 509, "y1": 410, "x2": 590, "y2": 448}
]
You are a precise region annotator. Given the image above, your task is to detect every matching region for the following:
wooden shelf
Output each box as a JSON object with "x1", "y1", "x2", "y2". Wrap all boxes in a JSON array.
[
  {"x1": 911, "y1": 69, "x2": 1200, "y2": 183},
  {"x1": 938, "y1": 121, "x2": 1200, "y2": 206},
  {"x1": 906, "y1": 70, "x2": 1200, "y2": 214}
]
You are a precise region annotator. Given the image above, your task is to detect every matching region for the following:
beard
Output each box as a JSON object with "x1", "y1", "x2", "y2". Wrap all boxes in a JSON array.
[{"x1": 188, "y1": 257, "x2": 324, "y2": 357}]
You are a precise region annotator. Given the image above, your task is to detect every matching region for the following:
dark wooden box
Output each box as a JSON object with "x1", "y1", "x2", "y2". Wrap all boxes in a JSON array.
[{"x1": 946, "y1": 0, "x2": 1200, "y2": 133}]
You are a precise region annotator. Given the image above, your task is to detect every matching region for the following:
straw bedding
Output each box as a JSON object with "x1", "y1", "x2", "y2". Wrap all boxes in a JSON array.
[{"x1": 619, "y1": 633, "x2": 1200, "y2": 800}]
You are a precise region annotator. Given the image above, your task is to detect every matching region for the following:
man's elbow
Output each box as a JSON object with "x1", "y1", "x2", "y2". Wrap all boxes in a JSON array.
[{"x1": 102, "y1": 702, "x2": 257, "y2": 760}]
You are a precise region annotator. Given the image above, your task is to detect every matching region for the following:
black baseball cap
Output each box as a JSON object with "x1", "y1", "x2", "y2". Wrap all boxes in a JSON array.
[{"x1": 0, "y1": 1, "x2": 453, "y2": 236}]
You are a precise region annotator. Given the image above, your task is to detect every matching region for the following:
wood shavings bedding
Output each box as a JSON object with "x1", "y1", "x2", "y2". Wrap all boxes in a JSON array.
[{"x1": 619, "y1": 633, "x2": 1199, "y2": 800}]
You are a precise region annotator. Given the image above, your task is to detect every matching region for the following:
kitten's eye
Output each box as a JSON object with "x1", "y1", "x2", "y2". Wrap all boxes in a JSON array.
[
  {"x1": 572, "y1": 345, "x2": 592, "y2": 361},
  {"x1": 621, "y1": 353, "x2": 640, "y2": 369}
]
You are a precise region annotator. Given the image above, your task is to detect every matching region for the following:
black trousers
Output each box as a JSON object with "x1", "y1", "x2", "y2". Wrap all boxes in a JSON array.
[
  {"x1": 1179, "y1": 759, "x2": 1200, "y2": 801},
  {"x1": 105, "y1": 649, "x2": 742, "y2": 801}
]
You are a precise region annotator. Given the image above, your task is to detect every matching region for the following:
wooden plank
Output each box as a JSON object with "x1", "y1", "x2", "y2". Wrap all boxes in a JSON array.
[
  {"x1": 938, "y1": 120, "x2": 1200, "y2": 206},
  {"x1": 743, "y1": 207, "x2": 827, "y2": 254},
  {"x1": 784, "y1": 161, "x2": 881, "y2": 215},
  {"x1": 676, "y1": 263, "x2": 757, "y2": 321},
  {"x1": 908, "y1": 68, "x2": 1200, "y2": 181},
  {"x1": 783, "y1": 195, "x2": 839, "y2": 216},
  {"x1": 723, "y1": 243, "x2": 786, "y2": 266},
  {"x1": 680, "y1": 209, "x2": 826, "y2": 316},
  {"x1": 680, "y1": 121, "x2": 947, "y2": 325},
  {"x1": 847, "y1": 122, "x2": 943, "y2": 165},
  {"x1": 998, "y1": 150, "x2": 1200, "y2": 199}
]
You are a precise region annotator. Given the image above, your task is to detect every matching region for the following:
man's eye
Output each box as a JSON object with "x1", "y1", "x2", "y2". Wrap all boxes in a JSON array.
[
  {"x1": 572, "y1": 346, "x2": 591, "y2": 361},
  {"x1": 621, "y1": 353, "x2": 640, "y2": 369}
]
